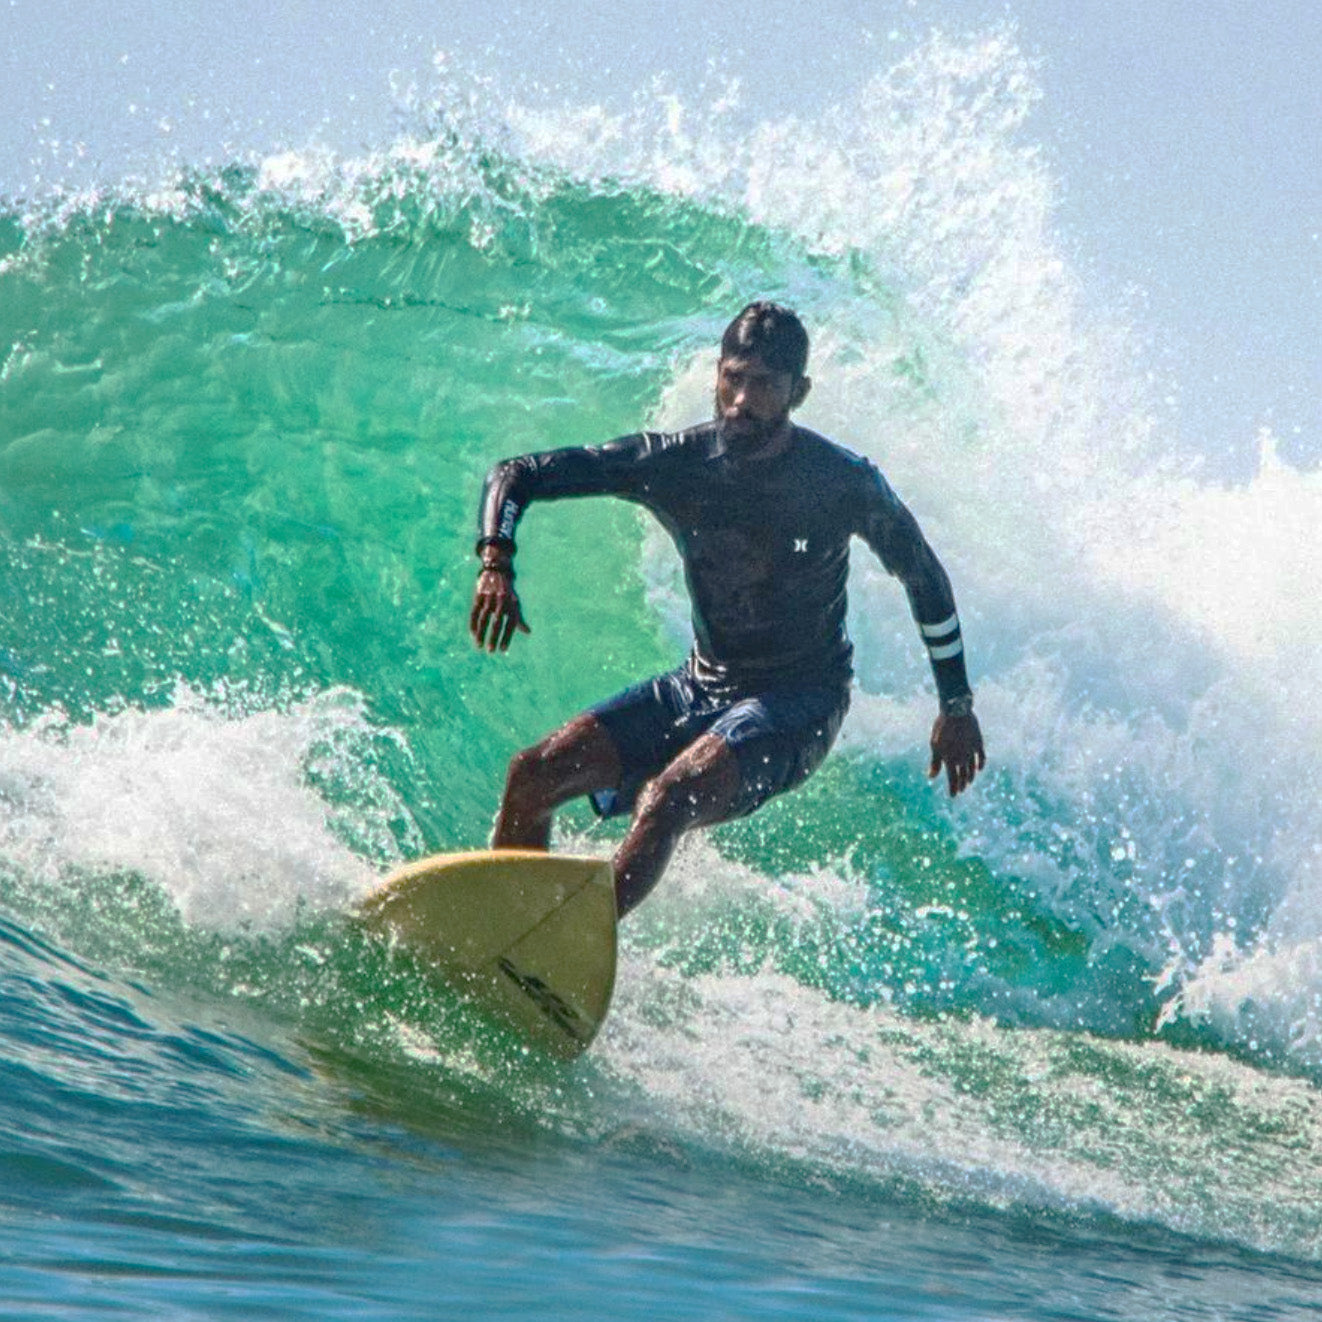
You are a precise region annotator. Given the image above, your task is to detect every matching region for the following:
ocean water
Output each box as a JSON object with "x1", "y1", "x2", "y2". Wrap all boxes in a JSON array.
[{"x1": 3, "y1": 30, "x2": 1322, "y2": 1320}]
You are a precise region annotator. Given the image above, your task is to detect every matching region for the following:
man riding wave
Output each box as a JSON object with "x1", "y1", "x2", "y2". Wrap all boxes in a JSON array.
[{"x1": 471, "y1": 302, "x2": 985, "y2": 916}]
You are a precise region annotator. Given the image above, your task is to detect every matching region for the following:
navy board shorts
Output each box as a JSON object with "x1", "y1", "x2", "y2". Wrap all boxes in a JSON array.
[{"x1": 587, "y1": 661, "x2": 850, "y2": 820}]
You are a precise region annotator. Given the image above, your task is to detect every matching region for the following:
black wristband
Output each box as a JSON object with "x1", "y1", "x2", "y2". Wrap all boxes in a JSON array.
[{"x1": 479, "y1": 562, "x2": 514, "y2": 579}]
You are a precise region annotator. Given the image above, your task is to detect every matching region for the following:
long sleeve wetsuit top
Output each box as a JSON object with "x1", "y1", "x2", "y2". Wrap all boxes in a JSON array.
[{"x1": 479, "y1": 423, "x2": 972, "y2": 708}]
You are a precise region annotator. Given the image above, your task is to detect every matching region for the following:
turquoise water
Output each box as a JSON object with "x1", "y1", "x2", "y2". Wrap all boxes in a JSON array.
[{"x1": 4, "y1": 35, "x2": 1322, "y2": 1319}]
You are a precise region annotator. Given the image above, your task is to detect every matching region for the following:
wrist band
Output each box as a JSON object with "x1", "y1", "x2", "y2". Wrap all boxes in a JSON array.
[{"x1": 940, "y1": 693, "x2": 975, "y2": 718}]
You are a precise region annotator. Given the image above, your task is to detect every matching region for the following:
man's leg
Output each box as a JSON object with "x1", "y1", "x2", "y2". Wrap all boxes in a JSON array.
[
  {"x1": 613, "y1": 730, "x2": 742, "y2": 917},
  {"x1": 493, "y1": 713, "x2": 622, "y2": 850},
  {"x1": 612, "y1": 684, "x2": 850, "y2": 917}
]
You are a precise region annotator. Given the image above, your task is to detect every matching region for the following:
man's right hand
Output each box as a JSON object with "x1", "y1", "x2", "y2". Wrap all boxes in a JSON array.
[{"x1": 470, "y1": 553, "x2": 531, "y2": 652}]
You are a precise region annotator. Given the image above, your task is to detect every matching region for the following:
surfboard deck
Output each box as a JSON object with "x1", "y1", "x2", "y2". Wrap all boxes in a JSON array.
[{"x1": 356, "y1": 849, "x2": 617, "y2": 1061}]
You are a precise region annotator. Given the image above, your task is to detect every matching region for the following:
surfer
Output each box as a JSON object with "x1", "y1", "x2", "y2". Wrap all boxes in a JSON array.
[{"x1": 470, "y1": 302, "x2": 985, "y2": 916}]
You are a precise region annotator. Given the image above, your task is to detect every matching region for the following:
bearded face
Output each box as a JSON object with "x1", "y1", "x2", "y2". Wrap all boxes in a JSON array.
[{"x1": 713, "y1": 354, "x2": 804, "y2": 450}]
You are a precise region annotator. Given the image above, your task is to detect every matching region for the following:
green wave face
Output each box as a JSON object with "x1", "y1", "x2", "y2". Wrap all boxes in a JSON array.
[{"x1": 0, "y1": 170, "x2": 772, "y2": 831}]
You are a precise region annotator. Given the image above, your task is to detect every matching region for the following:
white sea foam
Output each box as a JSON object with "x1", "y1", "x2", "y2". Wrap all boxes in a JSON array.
[
  {"x1": 593, "y1": 839, "x2": 1322, "y2": 1257},
  {"x1": 596, "y1": 948, "x2": 1322, "y2": 1257},
  {"x1": 0, "y1": 686, "x2": 403, "y2": 930}
]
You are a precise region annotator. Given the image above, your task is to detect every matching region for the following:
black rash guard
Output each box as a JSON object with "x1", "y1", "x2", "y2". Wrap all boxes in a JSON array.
[{"x1": 478, "y1": 421, "x2": 973, "y2": 708}]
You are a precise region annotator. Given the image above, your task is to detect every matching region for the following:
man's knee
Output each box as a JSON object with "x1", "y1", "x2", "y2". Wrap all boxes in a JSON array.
[
  {"x1": 632, "y1": 768, "x2": 695, "y2": 834},
  {"x1": 503, "y1": 715, "x2": 619, "y2": 807},
  {"x1": 503, "y1": 742, "x2": 552, "y2": 804},
  {"x1": 633, "y1": 735, "x2": 739, "y2": 835}
]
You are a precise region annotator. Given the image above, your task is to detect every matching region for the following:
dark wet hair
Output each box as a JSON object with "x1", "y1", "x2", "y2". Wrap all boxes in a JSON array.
[{"x1": 719, "y1": 302, "x2": 809, "y2": 378}]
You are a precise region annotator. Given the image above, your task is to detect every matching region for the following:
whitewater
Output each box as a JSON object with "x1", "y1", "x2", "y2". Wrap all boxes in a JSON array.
[{"x1": 1, "y1": 29, "x2": 1321, "y2": 1319}]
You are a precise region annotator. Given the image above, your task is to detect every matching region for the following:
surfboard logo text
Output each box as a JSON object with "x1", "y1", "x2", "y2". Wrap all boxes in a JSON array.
[{"x1": 498, "y1": 957, "x2": 589, "y2": 1043}]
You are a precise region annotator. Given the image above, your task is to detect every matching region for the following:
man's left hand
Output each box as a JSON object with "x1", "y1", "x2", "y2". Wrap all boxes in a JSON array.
[{"x1": 928, "y1": 712, "x2": 986, "y2": 797}]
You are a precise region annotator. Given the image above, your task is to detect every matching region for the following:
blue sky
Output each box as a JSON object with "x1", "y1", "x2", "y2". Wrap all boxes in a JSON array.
[{"x1": 3, "y1": 0, "x2": 1318, "y2": 464}]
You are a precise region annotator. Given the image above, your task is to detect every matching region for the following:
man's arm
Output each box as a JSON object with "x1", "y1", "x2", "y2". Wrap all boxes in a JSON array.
[
  {"x1": 856, "y1": 465, "x2": 986, "y2": 796},
  {"x1": 469, "y1": 435, "x2": 657, "y2": 652}
]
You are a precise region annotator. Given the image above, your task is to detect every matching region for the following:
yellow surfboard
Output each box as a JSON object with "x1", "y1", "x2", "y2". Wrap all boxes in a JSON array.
[{"x1": 357, "y1": 849, "x2": 617, "y2": 1060}]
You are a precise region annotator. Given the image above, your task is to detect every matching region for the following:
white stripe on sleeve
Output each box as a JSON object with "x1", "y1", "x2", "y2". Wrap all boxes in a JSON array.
[
  {"x1": 920, "y1": 613, "x2": 959, "y2": 639},
  {"x1": 927, "y1": 639, "x2": 965, "y2": 661}
]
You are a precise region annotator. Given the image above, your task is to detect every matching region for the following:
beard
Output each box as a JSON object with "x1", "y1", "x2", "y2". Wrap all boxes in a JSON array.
[{"x1": 713, "y1": 390, "x2": 782, "y2": 447}]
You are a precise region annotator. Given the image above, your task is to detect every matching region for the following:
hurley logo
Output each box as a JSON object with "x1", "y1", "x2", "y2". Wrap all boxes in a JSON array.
[{"x1": 793, "y1": 538, "x2": 808, "y2": 553}]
